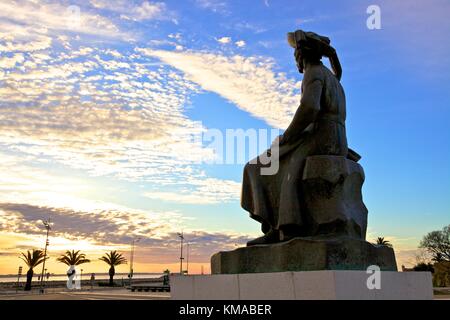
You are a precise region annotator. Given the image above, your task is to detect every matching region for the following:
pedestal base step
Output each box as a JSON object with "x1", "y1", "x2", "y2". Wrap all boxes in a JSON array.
[
  {"x1": 171, "y1": 271, "x2": 433, "y2": 300},
  {"x1": 211, "y1": 237, "x2": 397, "y2": 274}
]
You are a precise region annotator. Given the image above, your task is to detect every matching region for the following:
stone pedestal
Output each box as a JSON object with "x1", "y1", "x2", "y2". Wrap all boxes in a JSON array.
[
  {"x1": 211, "y1": 237, "x2": 397, "y2": 274},
  {"x1": 301, "y1": 155, "x2": 368, "y2": 239},
  {"x1": 171, "y1": 271, "x2": 433, "y2": 300}
]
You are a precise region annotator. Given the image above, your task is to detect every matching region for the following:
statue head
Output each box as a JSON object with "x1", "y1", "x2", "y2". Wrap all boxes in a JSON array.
[{"x1": 287, "y1": 30, "x2": 342, "y2": 80}]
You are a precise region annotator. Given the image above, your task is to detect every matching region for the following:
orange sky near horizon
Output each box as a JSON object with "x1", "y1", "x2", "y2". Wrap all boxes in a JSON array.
[{"x1": 0, "y1": 230, "x2": 422, "y2": 275}]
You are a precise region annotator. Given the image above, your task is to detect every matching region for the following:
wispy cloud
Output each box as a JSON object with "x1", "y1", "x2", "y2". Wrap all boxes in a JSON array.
[
  {"x1": 0, "y1": 35, "x2": 241, "y2": 205},
  {"x1": 144, "y1": 178, "x2": 240, "y2": 205},
  {"x1": 0, "y1": 201, "x2": 251, "y2": 266},
  {"x1": 90, "y1": 0, "x2": 176, "y2": 23},
  {"x1": 0, "y1": 152, "x2": 244, "y2": 261},
  {"x1": 195, "y1": 0, "x2": 228, "y2": 14},
  {"x1": 0, "y1": 0, "x2": 127, "y2": 41},
  {"x1": 137, "y1": 48, "x2": 302, "y2": 129},
  {"x1": 233, "y1": 21, "x2": 267, "y2": 34},
  {"x1": 1, "y1": 0, "x2": 295, "y2": 271}
]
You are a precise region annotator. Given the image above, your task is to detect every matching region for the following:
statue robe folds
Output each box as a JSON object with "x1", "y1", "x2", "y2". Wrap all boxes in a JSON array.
[{"x1": 241, "y1": 63, "x2": 348, "y2": 235}]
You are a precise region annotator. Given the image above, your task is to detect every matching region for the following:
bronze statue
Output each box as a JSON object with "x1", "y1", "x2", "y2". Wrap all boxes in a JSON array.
[
  {"x1": 211, "y1": 30, "x2": 397, "y2": 273},
  {"x1": 242, "y1": 30, "x2": 365, "y2": 246}
]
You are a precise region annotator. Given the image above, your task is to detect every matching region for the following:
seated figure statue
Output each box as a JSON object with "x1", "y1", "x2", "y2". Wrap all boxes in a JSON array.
[{"x1": 242, "y1": 30, "x2": 366, "y2": 246}]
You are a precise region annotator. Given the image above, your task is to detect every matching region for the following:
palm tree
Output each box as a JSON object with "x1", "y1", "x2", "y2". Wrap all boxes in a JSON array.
[
  {"x1": 19, "y1": 249, "x2": 47, "y2": 291},
  {"x1": 376, "y1": 237, "x2": 393, "y2": 247},
  {"x1": 57, "y1": 250, "x2": 90, "y2": 266},
  {"x1": 99, "y1": 251, "x2": 127, "y2": 286}
]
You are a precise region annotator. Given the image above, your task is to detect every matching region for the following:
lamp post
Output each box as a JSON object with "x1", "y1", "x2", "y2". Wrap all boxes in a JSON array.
[
  {"x1": 177, "y1": 232, "x2": 184, "y2": 275},
  {"x1": 40, "y1": 218, "x2": 51, "y2": 294},
  {"x1": 129, "y1": 238, "x2": 140, "y2": 287},
  {"x1": 186, "y1": 242, "x2": 190, "y2": 275},
  {"x1": 16, "y1": 266, "x2": 22, "y2": 293}
]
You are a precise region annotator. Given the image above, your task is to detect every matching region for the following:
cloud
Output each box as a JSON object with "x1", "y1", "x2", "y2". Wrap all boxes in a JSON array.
[
  {"x1": 122, "y1": 1, "x2": 166, "y2": 21},
  {"x1": 0, "y1": 53, "x2": 25, "y2": 68},
  {"x1": 216, "y1": 36, "x2": 231, "y2": 44},
  {"x1": 0, "y1": 40, "x2": 241, "y2": 205},
  {"x1": 90, "y1": 0, "x2": 174, "y2": 22},
  {"x1": 0, "y1": 3, "x2": 267, "y2": 209},
  {"x1": 0, "y1": 3, "x2": 243, "y2": 207},
  {"x1": 235, "y1": 40, "x2": 246, "y2": 48},
  {"x1": 0, "y1": 44, "x2": 198, "y2": 165},
  {"x1": 0, "y1": 0, "x2": 126, "y2": 41},
  {"x1": 0, "y1": 154, "x2": 243, "y2": 264},
  {"x1": 144, "y1": 178, "x2": 240, "y2": 204},
  {"x1": 195, "y1": 0, "x2": 228, "y2": 14},
  {"x1": 0, "y1": 1, "x2": 270, "y2": 266},
  {"x1": 137, "y1": 48, "x2": 302, "y2": 129},
  {"x1": 233, "y1": 22, "x2": 267, "y2": 34},
  {"x1": 0, "y1": 201, "x2": 251, "y2": 264},
  {"x1": 0, "y1": 202, "x2": 177, "y2": 243},
  {"x1": 0, "y1": 196, "x2": 423, "y2": 269},
  {"x1": 0, "y1": 21, "x2": 53, "y2": 53},
  {"x1": 295, "y1": 18, "x2": 316, "y2": 25}
]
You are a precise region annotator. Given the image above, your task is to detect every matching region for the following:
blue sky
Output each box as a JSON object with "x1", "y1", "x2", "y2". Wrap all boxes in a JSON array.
[{"x1": 0, "y1": 0, "x2": 449, "y2": 274}]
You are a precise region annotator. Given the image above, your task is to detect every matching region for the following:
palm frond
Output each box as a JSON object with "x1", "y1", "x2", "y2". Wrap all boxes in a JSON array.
[
  {"x1": 57, "y1": 250, "x2": 91, "y2": 266},
  {"x1": 375, "y1": 237, "x2": 392, "y2": 247},
  {"x1": 99, "y1": 250, "x2": 127, "y2": 266},
  {"x1": 19, "y1": 249, "x2": 47, "y2": 268}
]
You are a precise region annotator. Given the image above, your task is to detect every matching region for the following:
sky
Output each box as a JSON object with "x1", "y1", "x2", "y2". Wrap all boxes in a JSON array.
[{"x1": 0, "y1": 0, "x2": 449, "y2": 275}]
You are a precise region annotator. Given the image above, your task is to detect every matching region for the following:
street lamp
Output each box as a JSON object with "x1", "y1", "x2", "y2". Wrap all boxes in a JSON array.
[
  {"x1": 129, "y1": 237, "x2": 141, "y2": 287},
  {"x1": 177, "y1": 232, "x2": 184, "y2": 275},
  {"x1": 40, "y1": 218, "x2": 51, "y2": 294},
  {"x1": 16, "y1": 266, "x2": 22, "y2": 293},
  {"x1": 186, "y1": 242, "x2": 190, "y2": 275}
]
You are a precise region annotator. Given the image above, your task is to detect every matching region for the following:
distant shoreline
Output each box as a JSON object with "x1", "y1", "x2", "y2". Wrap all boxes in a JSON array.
[
  {"x1": 0, "y1": 276, "x2": 166, "y2": 291},
  {"x1": 0, "y1": 273, "x2": 164, "y2": 286},
  {"x1": 0, "y1": 272, "x2": 163, "y2": 278}
]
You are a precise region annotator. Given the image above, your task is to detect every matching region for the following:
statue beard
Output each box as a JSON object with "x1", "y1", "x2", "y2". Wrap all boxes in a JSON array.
[
  {"x1": 296, "y1": 59, "x2": 305, "y2": 74},
  {"x1": 294, "y1": 48, "x2": 305, "y2": 74}
]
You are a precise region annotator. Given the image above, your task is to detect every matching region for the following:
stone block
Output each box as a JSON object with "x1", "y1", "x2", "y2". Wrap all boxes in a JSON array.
[
  {"x1": 171, "y1": 271, "x2": 433, "y2": 300},
  {"x1": 302, "y1": 155, "x2": 368, "y2": 239},
  {"x1": 211, "y1": 237, "x2": 397, "y2": 274}
]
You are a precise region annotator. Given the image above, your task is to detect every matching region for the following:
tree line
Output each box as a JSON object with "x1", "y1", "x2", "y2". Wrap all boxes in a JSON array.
[
  {"x1": 19, "y1": 249, "x2": 127, "y2": 291},
  {"x1": 414, "y1": 224, "x2": 450, "y2": 286}
]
